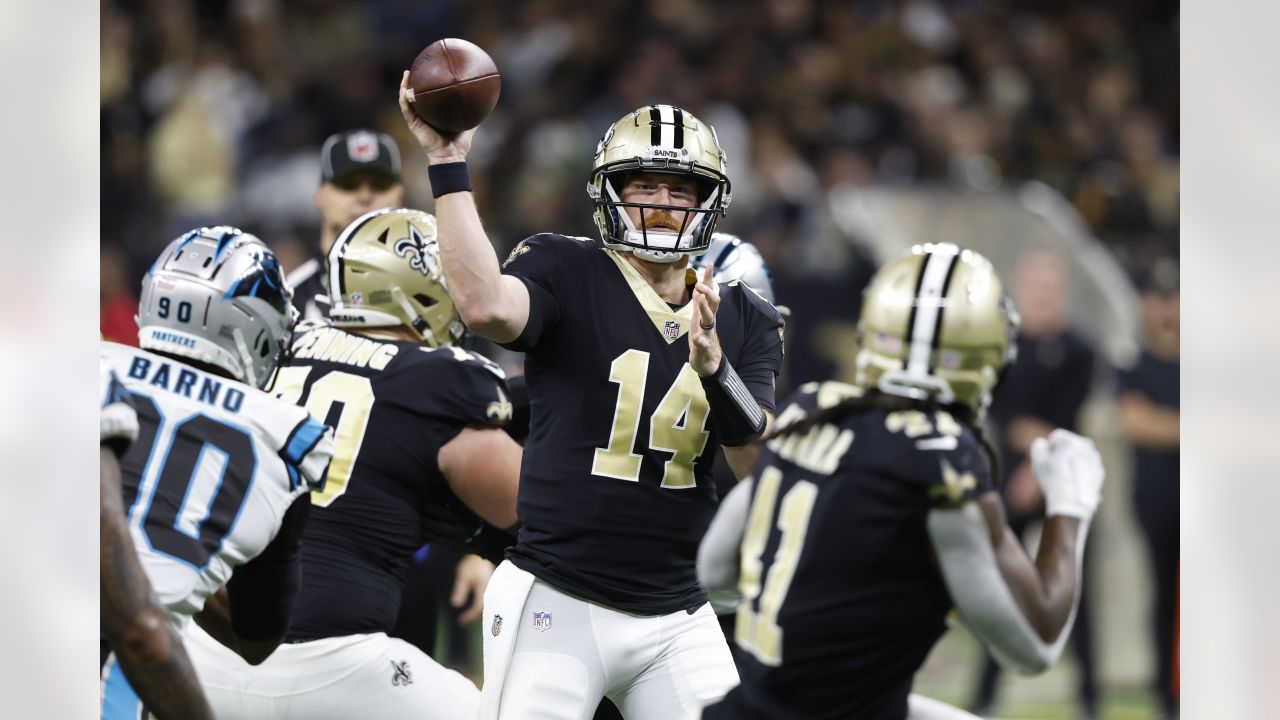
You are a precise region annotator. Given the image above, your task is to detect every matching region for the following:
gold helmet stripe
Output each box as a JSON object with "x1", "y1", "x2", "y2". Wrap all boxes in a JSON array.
[{"x1": 905, "y1": 244, "x2": 962, "y2": 375}]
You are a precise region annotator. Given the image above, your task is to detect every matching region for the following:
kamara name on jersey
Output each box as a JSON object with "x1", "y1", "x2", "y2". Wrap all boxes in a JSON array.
[
  {"x1": 126, "y1": 356, "x2": 245, "y2": 414},
  {"x1": 292, "y1": 326, "x2": 399, "y2": 370}
]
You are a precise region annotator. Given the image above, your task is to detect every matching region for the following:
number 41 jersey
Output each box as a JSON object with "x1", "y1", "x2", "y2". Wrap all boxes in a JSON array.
[{"x1": 101, "y1": 342, "x2": 334, "y2": 623}]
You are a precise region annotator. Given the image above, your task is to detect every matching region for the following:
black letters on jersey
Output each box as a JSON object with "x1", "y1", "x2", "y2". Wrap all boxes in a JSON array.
[
  {"x1": 500, "y1": 233, "x2": 785, "y2": 615},
  {"x1": 716, "y1": 382, "x2": 994, "y2": 720},
  {"x1": 279, "y1": 323, "x2": 512, "y2": 640}
]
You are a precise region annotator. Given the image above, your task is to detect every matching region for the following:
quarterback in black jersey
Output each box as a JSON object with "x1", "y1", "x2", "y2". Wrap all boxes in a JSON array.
[
  {"x1": 187, "y1": 209, "x2": 523, "y2": 720},
  {"x1": 401, "y1": 86, "x2": 784, "y2": 720},
  {"x1": 697, "y1": 244, "x2": 1106, "y2": 720}
]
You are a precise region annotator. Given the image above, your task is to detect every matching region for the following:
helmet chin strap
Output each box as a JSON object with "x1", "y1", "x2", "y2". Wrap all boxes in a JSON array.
[
  {"x1": 392, "y1": 286, "x2": 439, "y2": 347},
  {"x1": 231, "y1": 327, "x2": 259, "y2": 388}
]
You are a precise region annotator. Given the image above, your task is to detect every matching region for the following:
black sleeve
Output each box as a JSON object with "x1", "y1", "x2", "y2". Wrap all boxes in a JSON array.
[
  {"x1": 918, "y1": 426, "x2": 996, "y2": 510},
  {"x1": 733, "y1": 284, "x2": 786, "y2": 413},
  {"x1": 382, "y1": 347, "x2": 514, "y2": 429},
  {"x1": 226, "y1": 493, "x2": 310, "y2": 641},
  {"x1": 504, "y1": 373, "x2": 531, "y2": 444},
  {"x1": 498, "y1": 234, "x2": 567, "y2": 353}
]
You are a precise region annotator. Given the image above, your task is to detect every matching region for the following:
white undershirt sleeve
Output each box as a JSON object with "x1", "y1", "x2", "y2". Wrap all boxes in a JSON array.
[
  {"x1": 926, "y1": 502, "x2": 1089, "y2": 675},
  {"x1": 696, "y1": 478, "x2": 755, "y2": 614}
]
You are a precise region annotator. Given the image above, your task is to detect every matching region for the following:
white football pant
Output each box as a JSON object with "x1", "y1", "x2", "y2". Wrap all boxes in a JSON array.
[
  {"x1": 186, "y1": 624, "x2": 479, "y2": 719},
  {"x1": 480, "y1": 561, "x2": 739, "y2": 720}
]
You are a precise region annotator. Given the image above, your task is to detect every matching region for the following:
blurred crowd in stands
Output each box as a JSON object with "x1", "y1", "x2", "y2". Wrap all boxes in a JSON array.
[{"x1": 101, "y1": 0, "x2": 1176, "y2": 303}]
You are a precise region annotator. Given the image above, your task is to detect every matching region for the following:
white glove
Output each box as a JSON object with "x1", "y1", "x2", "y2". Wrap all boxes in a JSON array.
[{"x1": 1031, "y1": 429, "x2": 1105, "y2": 520}]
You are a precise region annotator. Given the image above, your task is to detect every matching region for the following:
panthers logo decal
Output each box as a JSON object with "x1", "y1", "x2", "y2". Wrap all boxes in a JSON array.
[{"x1": 394, "y1": 224, "x2": 439, "y2": 278}]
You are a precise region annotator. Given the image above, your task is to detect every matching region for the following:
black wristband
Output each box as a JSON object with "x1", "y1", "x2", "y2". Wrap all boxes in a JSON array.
[
  {"x1": 700, "y1": 356, "x2": 767, "y2": 447},
  {"x1": 428, "y1": 161, "x2": 472, "y2": 198}
]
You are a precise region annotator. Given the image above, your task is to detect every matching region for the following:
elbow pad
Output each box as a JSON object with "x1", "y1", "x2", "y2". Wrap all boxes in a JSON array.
[
  {"x1": 927, "y1": 504, "x2": 1090, "y2": 675},
  {"x1": 700, "y1": 357, "x2": 766, "y2": 447}
]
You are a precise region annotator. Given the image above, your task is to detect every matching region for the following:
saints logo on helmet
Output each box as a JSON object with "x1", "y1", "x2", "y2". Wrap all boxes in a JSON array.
[
  {"x1": 587, "y1": 105, "x2": 731, "y2": 263},
  {"x1": 325, "y1": 208, "x2": 463, "y2": 348},
  {"x1": 138, "y1": 227, "x2": 296, "y2": 389},
  {"x1": 855, "y1": 243, "x2": 1018, "y2": 415}
]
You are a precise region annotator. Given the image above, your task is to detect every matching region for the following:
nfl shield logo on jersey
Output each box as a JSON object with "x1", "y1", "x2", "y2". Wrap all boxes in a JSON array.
[
  {"x1": 663, "y1": 320, "x2": 681, "y2": 340},
  {"x1": 491, "y1": 613, "x2": 503, "y2": 637},
  {"x1": 533, "y1": 610, "x2": 552, "y2": 632}
]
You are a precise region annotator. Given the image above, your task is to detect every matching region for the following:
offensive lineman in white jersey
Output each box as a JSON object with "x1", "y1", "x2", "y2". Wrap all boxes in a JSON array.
[{"x1": 100, "y1": 227, "x2": 334, "y2": 719}]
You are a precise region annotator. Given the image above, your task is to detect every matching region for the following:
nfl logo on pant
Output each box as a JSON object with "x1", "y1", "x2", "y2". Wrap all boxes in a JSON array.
[
  {"x1": 532, "y1": 610, "x2": 552, "y2": 632},
  {"x1": 491, "y1": 614, "x2": 503, "y2": 637}
]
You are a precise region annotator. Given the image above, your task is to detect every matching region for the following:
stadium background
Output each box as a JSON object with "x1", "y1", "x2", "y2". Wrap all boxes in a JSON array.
[{"x1": 99, "y1": 1, "x2": 1179, "y2": 717}]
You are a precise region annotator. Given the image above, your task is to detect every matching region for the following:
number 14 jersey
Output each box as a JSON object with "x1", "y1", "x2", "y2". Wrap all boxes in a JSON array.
[
  {"x1": 500, "y1": 234, "x2": 785, "y2": 615},
  {"x1": 101, "y1": 342, "x2": 334, "y2": 624}
]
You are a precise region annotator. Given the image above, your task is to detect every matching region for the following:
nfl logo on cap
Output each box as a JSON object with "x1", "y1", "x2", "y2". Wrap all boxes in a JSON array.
[
  {"x1": 663, "y1": 320, "x2": 681, "y2": 340},
  {"x1": 532, "y1": 610, "x2": 552, "y2": 632},
  {"x1": 347, "y1": 131, "x2": 380, "y2": 162}
]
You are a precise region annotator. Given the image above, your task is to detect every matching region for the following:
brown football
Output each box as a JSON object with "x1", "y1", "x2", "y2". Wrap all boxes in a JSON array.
[{"x1": 407, "y1": 38, "x2": 501, "y2": 134}]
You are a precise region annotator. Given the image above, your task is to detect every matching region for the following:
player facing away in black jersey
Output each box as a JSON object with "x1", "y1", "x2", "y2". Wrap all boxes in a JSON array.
[
  {"x1": 697, "y1": 244, "x2": 1106, "y2": 720},
  {"x1": 186, "y1": 209, "x2": 523, "y2": 720},
  {"x1": 401, "y1": 85, "x2": 785, "y2": 720}
]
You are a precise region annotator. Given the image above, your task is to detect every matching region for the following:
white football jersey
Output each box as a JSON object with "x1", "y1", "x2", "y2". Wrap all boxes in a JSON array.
[{"x1": 101, "y1": 342, "x2": 334, "y2": 625}]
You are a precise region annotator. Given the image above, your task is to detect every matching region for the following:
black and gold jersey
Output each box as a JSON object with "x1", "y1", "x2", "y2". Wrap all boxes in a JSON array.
[
  {"x1": 721, "y1": 382, "x2": 994, "y2": 720},
  {"x1": 278, "y1": 322, "x2": 512, "y2": 640},
  {"x1": 500, "y1": 233, "x2": 785, "y2": 615}
]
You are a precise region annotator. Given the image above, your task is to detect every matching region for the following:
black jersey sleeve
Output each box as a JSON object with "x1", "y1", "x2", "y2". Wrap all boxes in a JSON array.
[
  {"x1": 380, "y1": 345, "x2": 514, "y2": 438},
  {"x1": 914, "y1": 419, "x2": 996, "y2": 510},
  {"x1": 499, "y1": 234, "x2": 573, "y2": 352},
  {"x1": 729, "y1": 281, "x2": 786, "y2": 413}
]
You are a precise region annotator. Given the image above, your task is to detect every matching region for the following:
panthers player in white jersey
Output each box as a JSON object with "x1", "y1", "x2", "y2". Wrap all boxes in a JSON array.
[
  {"x1": 100, "y1": 227, "x2": 334, "y2": 719},
  {"x1": 101, "y1": 361, "x2": 215, "y2": 720}
]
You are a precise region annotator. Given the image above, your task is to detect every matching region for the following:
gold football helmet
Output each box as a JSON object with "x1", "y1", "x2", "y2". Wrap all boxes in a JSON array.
[
  {"x1": 855, "y1": 243, "x2": 1018, "y2": 414},
  {"x1": 587, "y1": 104, "x2": 731, "y2": 263},
  {"x1": 325, "y1": 208, "x2": 463, "y2": 347}
]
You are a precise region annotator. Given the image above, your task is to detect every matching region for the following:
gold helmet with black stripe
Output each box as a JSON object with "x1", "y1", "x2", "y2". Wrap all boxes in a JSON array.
[
  {"x1": 587, "y1": 104, "x2": 731, "y2": 263},
  {"x1": 855, "y1": 243, "x2": 1018, "y2": 415},
  {"x1": 325, "y1": 208, "x2": 463, "y2": 347}
]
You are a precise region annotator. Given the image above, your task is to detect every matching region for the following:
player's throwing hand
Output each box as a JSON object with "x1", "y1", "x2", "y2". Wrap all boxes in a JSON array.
[{"x1": 398, "y1": 71, "x2": 474, "y2": 164}]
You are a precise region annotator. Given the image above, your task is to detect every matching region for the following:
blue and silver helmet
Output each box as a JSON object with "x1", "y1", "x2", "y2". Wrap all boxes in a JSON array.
[{"x1": 138, "y1": 227, "x2": 296, "y2": 389}]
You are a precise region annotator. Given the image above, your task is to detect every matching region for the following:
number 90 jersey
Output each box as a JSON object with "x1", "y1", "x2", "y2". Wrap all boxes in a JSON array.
[
  {"x1": 500, "y1": 233, "x2": 785, "y2": 615},
  {"x1": 101, "y1": 342, "x2": 334, "y2": 624}
]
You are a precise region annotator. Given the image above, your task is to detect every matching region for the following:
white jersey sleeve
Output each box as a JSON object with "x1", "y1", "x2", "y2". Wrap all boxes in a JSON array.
[
  {"x1": 101, "y1": 342, "x2": 335, "y2": 624},
  {"x1": 100, "y1": 353, "x2": 139, "y2": 449}
]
